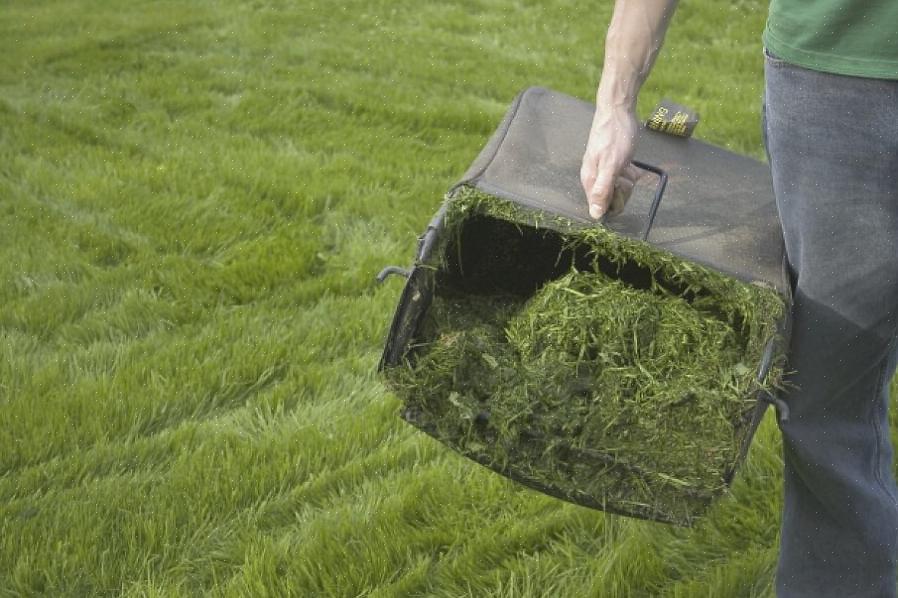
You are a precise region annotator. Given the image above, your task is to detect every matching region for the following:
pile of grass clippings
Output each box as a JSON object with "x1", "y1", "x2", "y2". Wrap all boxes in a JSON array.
[{"x1": 385, "y1": 186, "x2": 786, "y2": 525}]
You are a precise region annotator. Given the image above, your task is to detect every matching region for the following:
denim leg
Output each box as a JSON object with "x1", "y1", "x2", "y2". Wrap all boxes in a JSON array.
[{"x1": 763, "y1": 51, "x2": 898, "y2": 597}]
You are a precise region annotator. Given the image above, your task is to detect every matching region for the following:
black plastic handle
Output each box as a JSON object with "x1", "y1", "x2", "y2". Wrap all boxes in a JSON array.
[
  {"x1": 376, "y1": 265, "x2": 411, "y2": 283},
  {"x1": 630, "y1": 160, "x2": 669, "y2": 241}
]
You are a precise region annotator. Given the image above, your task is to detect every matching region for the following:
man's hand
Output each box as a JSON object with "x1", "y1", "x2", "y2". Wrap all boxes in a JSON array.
[
  {"x1": 582, "y1": 0, "x2": 678, "y2": 220},
  {"x1": 581, "y1": 106, "x2": 640, "y2": 220}
]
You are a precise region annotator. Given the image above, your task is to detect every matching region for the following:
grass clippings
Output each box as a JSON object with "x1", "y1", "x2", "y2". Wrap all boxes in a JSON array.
[{"x1": 386, "y1": 186, "x2": 786, "y2": 525}]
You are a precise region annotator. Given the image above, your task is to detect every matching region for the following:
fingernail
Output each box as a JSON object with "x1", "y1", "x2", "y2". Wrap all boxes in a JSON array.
[{"x1": 589, "y1": 204, "x2": 603, "y2": 220}]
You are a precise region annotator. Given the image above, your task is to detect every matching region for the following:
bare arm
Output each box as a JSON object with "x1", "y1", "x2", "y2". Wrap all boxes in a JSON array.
[{"x1": 581, "y1": 0, "x2": 679, "y2": 219}]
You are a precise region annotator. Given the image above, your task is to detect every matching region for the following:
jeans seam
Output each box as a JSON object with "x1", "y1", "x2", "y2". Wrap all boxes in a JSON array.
[{"x1": 871, "y1": 335, "x2": 898, "y2": 508}]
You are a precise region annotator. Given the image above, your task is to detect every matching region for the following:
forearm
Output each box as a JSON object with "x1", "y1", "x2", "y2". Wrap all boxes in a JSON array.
[
  {"x1": 581, "y1": 0, "x2": 679, "y2": 218},
  {"x1": 597, "y1": 0, "x2": 679, "y2": 110}
]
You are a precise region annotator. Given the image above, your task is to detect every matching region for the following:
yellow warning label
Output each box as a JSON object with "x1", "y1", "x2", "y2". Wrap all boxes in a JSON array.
[{"x1": 646, "y1": 100, "x2": 698, "y2": 138}]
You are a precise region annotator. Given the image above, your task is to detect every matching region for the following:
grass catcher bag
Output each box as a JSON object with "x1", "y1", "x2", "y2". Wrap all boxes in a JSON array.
[{"x1": 378, "y1": 87, "x2": 792, "y2": 526}]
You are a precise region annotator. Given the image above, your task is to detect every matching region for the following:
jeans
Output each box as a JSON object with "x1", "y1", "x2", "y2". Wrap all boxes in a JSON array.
[{"x1": 762, "y1": 49, "x2": 898, "y2": 597}]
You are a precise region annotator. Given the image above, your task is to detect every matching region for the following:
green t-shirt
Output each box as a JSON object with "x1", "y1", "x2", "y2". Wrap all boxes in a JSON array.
[{"x1": 763, "y1": 0, "x2": 898, "y2": 79}]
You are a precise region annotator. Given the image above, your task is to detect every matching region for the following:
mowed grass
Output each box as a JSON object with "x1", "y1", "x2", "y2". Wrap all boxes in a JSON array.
[{"x1": 1, "y1": 0, "x2": 896, "y2": 596}]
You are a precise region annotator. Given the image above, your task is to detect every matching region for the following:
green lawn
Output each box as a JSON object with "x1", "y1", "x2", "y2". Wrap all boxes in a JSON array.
[{"x1": 2, "y1": 1, "x2": 896, "y2": 596}]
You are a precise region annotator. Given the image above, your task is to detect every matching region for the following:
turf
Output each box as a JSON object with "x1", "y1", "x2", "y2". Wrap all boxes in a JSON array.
[{"x1": 2, "y1": 0, "x2": 896, "y2": 596}]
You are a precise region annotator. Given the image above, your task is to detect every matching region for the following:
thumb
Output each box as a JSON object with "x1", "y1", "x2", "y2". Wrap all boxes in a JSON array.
[{"x1": 588, "y1": 168, "x2": 614, "y2": 220}]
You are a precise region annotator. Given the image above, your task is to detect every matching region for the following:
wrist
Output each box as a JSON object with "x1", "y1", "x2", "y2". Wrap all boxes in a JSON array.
[
  {"x1": 596, "y1": 53, "x2": 642, "y2": 111},
  {"x1": 596, "y1": 78, "x2": 638, "y2": 112}
]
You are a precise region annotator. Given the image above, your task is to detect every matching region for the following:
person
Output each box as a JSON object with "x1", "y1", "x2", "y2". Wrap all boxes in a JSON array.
[{"x1": 580, "y1": 1, "x2": 898, "y2": 596}]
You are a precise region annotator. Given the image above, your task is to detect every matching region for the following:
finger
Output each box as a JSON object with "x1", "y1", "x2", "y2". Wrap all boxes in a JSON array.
[
  {"x1": 580, "y1": 162, "x2": 597, "y2": 201},
  {"x1": 606, "y1": 162, "x2": 640, "y2": 217},
  {"x1": 607, "y1": 176, "x2": 635, "y2": 217},
  {"x1": 607, "y1": 187, "x2": 629, "y2": 217},
  {"x1": 616, "y1": 174, "x2": 636, "y2": 195},
  {"x1": 588, "y1": 167, "x2": 616, "y2": 220},
  {"x1": 621, "y1": 163, "x2": 641, "y2": 186}
]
